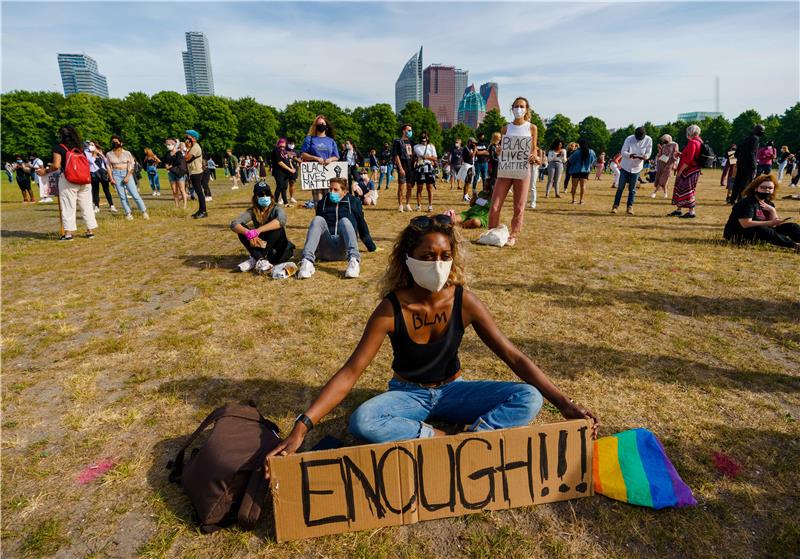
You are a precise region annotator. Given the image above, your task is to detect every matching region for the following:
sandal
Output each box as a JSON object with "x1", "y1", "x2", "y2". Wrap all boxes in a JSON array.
[
  {"x1": 506, "y1": 236, "x2": 517, "y2": 247},
  {"x1": 59, "y1": 234, "x2": 73, "y2": 241}
]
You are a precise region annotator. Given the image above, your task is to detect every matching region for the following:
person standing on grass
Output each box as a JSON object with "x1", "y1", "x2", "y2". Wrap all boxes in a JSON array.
[
  {"x1": 487, "y1": 97, "x2": 539, "y2": 247},
  {"x1": 756, "y1": 141, "x2": 776, "y2": 176},
  {"x1": 723, "y1": 173, "x2": 800, "y2": 250},
  {"x1": 300, "y1": 115, "x2": 340, "y2": 202},
  {"x1": 85, "y1": 141, "x2": 116, "y2": 214},
  {"x1": 265, "y1": 215, "x2": 598, "y2": 457},
  {"x1": 286, "y1": 138, "x2": 300, "y2": 205},
  {"x1": 226, "y1": 148, "x2": 241, "y2": 190},
  {"x1": 472, "y1": 133, "x2": 490, "y2": 193},
  {"x1": 652, "y1": 134, "x2": 680, "y2": 198},
  {"x1": 143, "y1": 148, "x2": 161, "y2": 196},
  {"x1": 13, "y1": 156, "x2": 35, "y2": 203},
  {"x1": 106, "y1": 135, "x2": 148, "y2": 221},
  {"x1": 201, "y1": 155, "x2": 213, "y2": 202},
  {"x1": 37, "y1": 125, "x2": 98, "y2": 240},
  {"x1": 777, "y1": 145, "x2": 791, "y2": 182},
  {"x1": 449, "y1": 138, "x2": 464, "y2": 191},
  {"x1": 393, "y1": 123, "x2": 415, "y2": 212},
  {"x1": 668, "y1": 124, "x2": 703, "y2": 219},
  {"x1": 163, "y1": 138, "x2": 188, "y2": 209},
  {"x1": 271, "y1": 138, "x2": 295, "y2": 207},
  {"x1": 529, "y1": 146, "x2": 545, "y2": 209},
  {"x1": 731, "y1": 124, "x2": 764, "y2": 203},
  {"x1": 720, "y1": 143, "x2": 737, "y2": 188},
  {"x1": 612, "y1": 126, "x2": 652, "y2": 215},
  {"x1": 378, "y1": 142, "x2": 393, "y2": 190},
  {"x1": 368, "y1": 148, "x2": 379, "y2": 184},
  {"x1": 459, "y1": 138, "x2": 477, "y2": 202},
  {"x1": 184, "y1": 130, "x2": 206, "y2": 219},
  {"x1": 566, "y1": 138, "x2": 596, "y2": 205},
  {"x1": 230, "y1": 181, "x2": 294, "y2": 274},
  {"x1": 487, "y1": 132, "x2": 501, "y2": 192},
  {"x1": 207, "y1": 157, "x2": 217, "y2": 181},
  {"x1": 594, "y1": 152, "x2": 606, "y2": 180},
  {"x1": 413, "y1": 131, "x2": 438, "y2": 212},
  {"x1": 545, "y1": 139, "x2": 566, "y2": 198},
  {"x1": 27, "y1": 153, "x2": 51, "y2": 203},
  {"x1": 609, "y1": 152, "x2": 622, "y2": 189}
]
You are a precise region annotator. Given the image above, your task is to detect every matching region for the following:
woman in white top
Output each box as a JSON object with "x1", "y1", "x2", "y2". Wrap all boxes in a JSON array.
[
  {"x1": 413, "y1": 132, "x2": 438, "y2": 212},
  {"x1": 545, "y1": 139, "x2": 567, "y2": 198},
  {"x1": 488, "y1": 97, "x2": 539, "y2": 247}
]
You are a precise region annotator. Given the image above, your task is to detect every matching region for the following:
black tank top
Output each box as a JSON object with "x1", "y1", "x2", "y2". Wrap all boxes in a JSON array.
[{"x1": 387, "y1": 285, "x2": 464, "y2": 384}]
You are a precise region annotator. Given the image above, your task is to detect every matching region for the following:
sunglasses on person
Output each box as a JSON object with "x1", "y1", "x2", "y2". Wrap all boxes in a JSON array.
[{"x1": 409, "y1": 214, "x2": 452, "y2": 231}]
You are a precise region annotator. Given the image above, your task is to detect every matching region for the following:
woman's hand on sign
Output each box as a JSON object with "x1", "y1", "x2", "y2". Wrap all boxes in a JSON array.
[
  {"x1": 560, "y1": 400, "x2": 600, "y2": 438},
  {"x1": 264, "y1": 426, "x2": 306, "y2": 478},
  {"x1": 528, "y1": 154, "x2": 539, "y2": 165}
]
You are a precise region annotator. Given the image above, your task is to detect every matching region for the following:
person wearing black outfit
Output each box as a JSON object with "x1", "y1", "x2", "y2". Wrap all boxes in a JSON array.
[
  {"x1": 472, "y1": 133, "x2": 490, "y2": 192},
  {"x1": 378, "y1": 143, "x2": 393, "y2": 190},
  {"x1": 459, "y1": 139, "x2": 476, "y2": 201},
  {"x1": 392, "y1": 123, "x2": 414, "y2": 212},
  {"x1": 724, "y1": 173, "x2": 800, "y2": 250},
  {"x1": 271, "y1": 138, "x2": 295, "y2": 206},
  {"x1": 487, "y1": 132, "x2": 501, "y2": 193},
  {"x1": 730, "y1": 124, "x2": 764, "y2": 203},
  {"x1": 449, "y1": 139, "x2": 464, "y2": 190},
  {"x1": 230, "y1": 181, "x2": 294, "y2": 273}
]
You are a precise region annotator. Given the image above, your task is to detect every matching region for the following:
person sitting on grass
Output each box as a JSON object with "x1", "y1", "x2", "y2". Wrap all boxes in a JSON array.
[
  {"x1": 297, "y1": 177, "x2": 376, "y2": 280},
  {"x1": 353, "y1": 168, "x2": 378, "y2": 206},
  {"x1": 723, "y1": 173, "x2": 800, "y2": 250},
  {"x1": 230, "y1": 181, "x2": 295, "y2": 274},
  {"x1": 266, "y1": 214, "x2": 598, "y2": 460},
  {"x1": 443, "y1": 188, "x2": 492, "y2": 229}
]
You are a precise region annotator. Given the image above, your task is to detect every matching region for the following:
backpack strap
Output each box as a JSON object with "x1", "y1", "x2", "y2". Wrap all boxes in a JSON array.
[{"x1": 237, "y1": 451, "x2": 269, "y2": 529}]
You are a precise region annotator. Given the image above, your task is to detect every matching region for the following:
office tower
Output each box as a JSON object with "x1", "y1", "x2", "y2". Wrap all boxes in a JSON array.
[
  {"x1": 423, "y1": 65, "x2": 456, "y2": 129},
  {"x1": 57, "y1": 54, "x2": 109, "y2": 98},
  {"x1": 457, "y1": 84, "x2": 487, "y2": 129},
  {"x1": 454, "y1": 69, "x2": 468, "y2": 118},
  {"x1": 677, "y1": 111, "x2": 723, "y2": 122},
  {"x1": 183, "y1": 31, "x2": 215, "y2": 96},
  {"x1": 395, "y1": 46, "x2": 423, "y2": 113},
  {"x1": 480, "y1": 82, "x2": 500, "y2": 113}
]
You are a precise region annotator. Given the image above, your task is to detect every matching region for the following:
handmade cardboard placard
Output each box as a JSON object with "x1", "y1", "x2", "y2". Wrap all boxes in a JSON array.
[
  {"x1": 497, "y1": 135, "x2": 532, "y2": 179},
  {"x1": 269, "y1": 419, "x2": 593, "y2": 542},
  {"x1": 300, "y1": 162, "x2": 349, "y2": 191}
]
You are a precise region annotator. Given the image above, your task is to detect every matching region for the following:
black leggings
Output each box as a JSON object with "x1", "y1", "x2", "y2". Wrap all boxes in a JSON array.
[
  {"x1": 731, "y1": 166, "x2": 755, "y2": 203},
  {"x1": 91, "y1": 173, "x2": 113, "y2": 207},
  {"x1": 189, "y1": 173, "x2": 206, "y2": 212},
  {"x1": 726, "y1": 222, "x2": 800, "y2": 248},
  {"x1": 237, "y1": 228, "x2": 294, "y2": 264},
  {"x1": 201, "y1": 170, "x2": 211, "y2": 196},
  {"x1": 210, "y1": 168, "x2": 216, "y2": 180},
  {"x1": 274, "y1": 172, "x2": 290, "y2": 205}
]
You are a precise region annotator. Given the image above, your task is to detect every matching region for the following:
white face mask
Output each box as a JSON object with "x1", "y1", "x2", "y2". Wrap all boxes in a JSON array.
[
  {"x1": 288, "y1": 144, "x2": 295, "y2": 150},
  {"x1": 406, "y1": 256, "x2": 452, "y2": 293},
  {"x1": 166, "y1": 144, "x2": 175, "y2": 151},
  {"x1": 87, "y1": 144, "x2": 96, "y2": 152},
  {"x1": 512, "y1": 107, "x2": 527, "y2": 119}
]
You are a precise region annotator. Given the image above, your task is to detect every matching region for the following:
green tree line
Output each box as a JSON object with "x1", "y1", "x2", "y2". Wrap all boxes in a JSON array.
[{"x1": 2, "y1": 90, "x2": 797, "y2": 166}]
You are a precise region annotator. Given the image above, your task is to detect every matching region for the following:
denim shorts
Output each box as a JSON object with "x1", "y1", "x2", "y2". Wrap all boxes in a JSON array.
[{"x1": 168, "y1": 170, "x2": 186, "y2": 182}]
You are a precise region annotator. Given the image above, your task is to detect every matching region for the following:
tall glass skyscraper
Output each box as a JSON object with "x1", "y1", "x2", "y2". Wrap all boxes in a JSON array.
[
  {"x1": 57, "y1": 54, "x2": 109, "y2": 98},
  {"x1": 395, "y1": 46, "x2": 423, "y2": 114},
  {"x1": 182, "y1": 32, "x2": 215, "y2": 96},
  {"x1": 454, "y1": 69, "x2": 468, "y2": 118},
  {"x1": 458, "y1": 85, "x2": 487, "y2": 129},
  {"x1": 423, "y1": 65, "x2": 456, "y2": 129}
]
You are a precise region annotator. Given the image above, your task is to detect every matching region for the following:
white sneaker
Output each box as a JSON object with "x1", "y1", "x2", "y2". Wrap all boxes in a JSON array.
[
  {"x1": 427, "y1": 205, "x2": 433, "y2": 212},
  {"x1": 404, "y1": 204, "x2": 412, "y2": 212},
  {"x1": 463, "y1": 193, "x2": 471, "y2": 201},
  {"x1": 398, "y1": 204, "x2": 404, "y2": 212},
  {"x1": 297, "y1": 258, "x2": 316, "y2": 279},
  {"x1": 206, "y1": 196, "x2": 212, "y2": 202},
  {"x1": 530, "y1": 203, "x2": 537, "y2": 209},
  {"x1": 109, "y1": 205, "x2": 118, "y2": 213},
  {"x1": 125, "y1": 213, "x2": 133, "y2": 221},
  {"x1": 290, "y1": 198, "x2": 298, "y2": 204},
  {"x1": 231, "y1": 185, "x2": 240, "y2": 190},
  {"x1": 255, "y1": 258, "x2": 273, "y2": 274},
  {"x1": 344, "y1": 257, "x2": 360, "y2": 278},
  {"x1": 415, "y1": 204, "x2": 421, "y2": 211},
  {"x1": 39, "y1": 197, "x2": 53, "y2": 203},
  {"x1": 142, "y1": 212, "x2": 150, "y2": 220},
  {"x1": 238, "y1": 257, "x2": 256, "y2": 272},
  {"x1": 650, "y1": 192, "x2": 657, "y2": 198},
  {"x1": 94, "y1": 205, "x2": 100, "y2": 214}
]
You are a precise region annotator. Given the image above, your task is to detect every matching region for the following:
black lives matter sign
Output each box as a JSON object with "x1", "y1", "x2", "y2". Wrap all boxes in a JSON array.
[
  {"x1": 269, "y1": 419, "x2": 593, "y2": 541},
  {"x1": 498, "y1": 135, "x2": 532, "y2": 179}
]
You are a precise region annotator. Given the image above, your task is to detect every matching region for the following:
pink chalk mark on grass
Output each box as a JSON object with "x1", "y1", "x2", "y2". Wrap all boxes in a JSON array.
[
  {"x1": 712, "y1": 451, "x2": 742, "y2": 478},
  {"x1": 76, "y1": 458, "x2": 115, "y2": 485}
]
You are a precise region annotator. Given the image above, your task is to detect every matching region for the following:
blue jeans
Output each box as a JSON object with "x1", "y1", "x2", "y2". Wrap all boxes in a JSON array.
[
  {"x1": 111, "y1": 170, "x2": 147, "y2": 215},
  {"x1": 349, "y1": 377, "x2": 543, "y2": 443},
  {"x1": 147, "y1": 167, "x2": 160, "y2": 192},
  {"x1": 301, "y1": 216, "x2": 359, "y2": 263},
  {"x1": 472, "y1": 161, "x2": 489, "y2": 190},
  {"x1": 378, "y1": 164, "x2": 393, "y2": 189},
  {"x1": 613, "y1": 168, "x2": 639, "y2": 208}
]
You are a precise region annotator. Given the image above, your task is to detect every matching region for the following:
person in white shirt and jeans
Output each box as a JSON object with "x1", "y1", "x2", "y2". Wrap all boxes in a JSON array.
[{"x1": 612, "y1": 127, "x2": 652, "y2": 214}]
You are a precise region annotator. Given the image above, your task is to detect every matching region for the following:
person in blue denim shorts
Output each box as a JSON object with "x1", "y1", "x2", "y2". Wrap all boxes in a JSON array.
[{"x1": 267, "y1": 215, "x2": 598, "y2": 461}]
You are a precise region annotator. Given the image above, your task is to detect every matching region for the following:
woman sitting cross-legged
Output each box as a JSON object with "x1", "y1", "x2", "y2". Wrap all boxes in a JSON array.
[
  {"x1": 723, "y1": 173, "x2": 800, "y2": 251},
  {"x1": 230, "y1": 181, "x2": 295, "y2": 273},
  {"x1": 266, "y1": 214, "x2": 598, "y2": 461}
]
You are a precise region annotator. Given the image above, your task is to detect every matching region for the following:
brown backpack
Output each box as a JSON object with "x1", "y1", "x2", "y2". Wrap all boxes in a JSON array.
[{"x1": 166, "y1": 402, "x2": 280, "y2": 533}]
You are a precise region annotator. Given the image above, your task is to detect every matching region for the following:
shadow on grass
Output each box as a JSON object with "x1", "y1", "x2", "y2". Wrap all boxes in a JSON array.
[
  {"x1": 180, "y1": 254, "x2": 250, "y2": 270},
  {"x1": 1, "y1": 229, "x2": 55, "y2": 240},
  {"x1": 146, "y1": 378, "x2": 382, "y2": 540}
]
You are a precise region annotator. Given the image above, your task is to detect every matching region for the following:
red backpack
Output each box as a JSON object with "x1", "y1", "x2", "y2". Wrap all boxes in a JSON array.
[{"x1": 60, "y1": 144, "x2": 91, "y2": 184}]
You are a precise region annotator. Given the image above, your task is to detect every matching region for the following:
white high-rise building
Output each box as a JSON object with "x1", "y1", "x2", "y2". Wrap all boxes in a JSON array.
[
  {"x1": 395, "y1": 46, "x2": 423, "y2": 114},
  {"x1": 182, "y1": 32, "x2": 215, "y2": 96}
]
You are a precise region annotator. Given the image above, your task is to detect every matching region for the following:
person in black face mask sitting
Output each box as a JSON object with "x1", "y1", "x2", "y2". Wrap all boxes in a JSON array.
[
  {"x1": 723, "y1": 173, "x2": 800, "y2": 250},
  {"x1": 229, "y1": 181, "x2": 295, "y2": 273}
]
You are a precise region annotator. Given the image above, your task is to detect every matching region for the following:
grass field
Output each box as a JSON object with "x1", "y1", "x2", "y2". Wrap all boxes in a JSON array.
[{"x1": 1, "y1": 167, "x2": 799, "y2": 559}]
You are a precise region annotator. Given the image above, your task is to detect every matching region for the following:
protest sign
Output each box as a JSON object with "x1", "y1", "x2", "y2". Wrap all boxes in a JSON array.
[
  {"x1": 497, "y1": 135, "x2": 532, "y2": 179},
  {"x1": 269, "y1": 419, "x2": 593, "y2": 542},
  {"x1": 45, "y1": 171, "x2": 60, "y2": 197},
  {"x1": 300, "y1": 162, "x2": 349, "y2": 191}
]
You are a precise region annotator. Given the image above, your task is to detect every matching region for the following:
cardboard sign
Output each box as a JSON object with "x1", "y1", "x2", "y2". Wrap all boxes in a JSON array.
[
  {"x1": 498, "y1": 136, "x2": 532, "y2": 179},
  {"x1": 269, "y1": 419, "x2": 593, "y2": 542},
  {"x1": 45, "y1": 171, "x2": 60, "y2": 197},
  {"x1": 300, "y1": 162, "x2": 349, "y2": 191}
]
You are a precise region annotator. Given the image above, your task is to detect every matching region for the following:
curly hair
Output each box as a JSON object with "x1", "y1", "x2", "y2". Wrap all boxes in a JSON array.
[
  {"x1": 741, "y1": 173, "x2": 780, "y2": 202},
  {"x1": 378, "y1": 221, "x2": 467, "y2": 298},
  {"x1": 58, "y1": 125, "x2": 82, "y2": 150}
]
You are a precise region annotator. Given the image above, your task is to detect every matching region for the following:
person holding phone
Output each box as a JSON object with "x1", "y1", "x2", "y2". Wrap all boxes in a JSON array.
[
  {"x1": 612, "y1": 127, "x2": 652, "y2": 214},
  {"x1": 723, "y1": 173, "x2": 800, "y2": 250}
]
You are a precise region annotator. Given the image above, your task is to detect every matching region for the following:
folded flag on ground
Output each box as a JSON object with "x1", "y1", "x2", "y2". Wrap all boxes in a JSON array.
[{"x1": 593, "y1": 428, "x2": 696, "y2": 509}]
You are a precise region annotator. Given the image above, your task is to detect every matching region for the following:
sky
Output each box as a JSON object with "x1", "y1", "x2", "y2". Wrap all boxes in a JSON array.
[{"x1": 2, "y1": 1, "x2": 798, "y2": 128}]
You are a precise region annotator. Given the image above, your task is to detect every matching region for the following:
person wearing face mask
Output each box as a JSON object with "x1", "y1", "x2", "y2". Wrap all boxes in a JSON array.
[
  {"x1": 27, "y1": 153, "x2": 50, "y2": 203},
  {"x1": 13, "y1": 156, "x2": 35, "y2": 203},
  {"x1": 86, "y1": 141, "x2": 117, "y2": 213},
  {"x1": 472, "y1": 133, "x2": 490, "y2": 193},
  {"x1": 143, "y1": 148, "x2": 162, "y2": 196},
  {"x1": 730, "y1": 124, "x2": 764, "y2": 204},
  {"x1": 183, "y1": 130, "x2": 207, "y2": 218},
  {"x1": 163, "y1": 138, "x2": 188, "y2": 209},
  {"x1": 271, "y1": 138, "x2": 295, "y2": 206},
  {"x1": 723, "y1": 174, "x2": 800, "y2": 250},
  {"x1": 393, "y1": 123, "x2": 415, "y2": 212},
  {"x1": 667, "y1": 124, "x2": 703, "y2": 218},
  {"x1": 353, "y1": 168, "x2": 378, "y2": 206},
  {"x1": 457, "y1": 138, "x2": 477, "y2": 202},
  {"x1": 612, "y1": 126, "x2": 652, "y2": 215},
  {"x1": 652, "y1": 135, "x2": 679, "y2": 199},
  {"x1": 378, "y1": 142, "x2": 393, "y2": 190},
  {"x1": 413, "y1": 131, "x2": 438, "y2": 212},
  {"x1": 300, "y1": 115, "x2": 340, "y2": 202},
  {"x1": 285, "y1": 139, "x2": 300, "y2": 205},
  {"x1": 230, "y1": 181, "x2": 294, "y2": 273},
  {"x1": 449, "y1": 138, "x2": 464, "y2": 191},
  {"x1": 343, "y1": 139, "x2": 362, "y2": 189},
  {"x1": 297, "y1": 177, "x2": 376, "y2": 279},
  {"x1": 105, "y1": 134, "x2": 148, "y2": 221},
  {"x1": 487, "y1": 97, "x2": 540, "y2": 247},
  {"x1": 265, "y1": 214, "x2": 598, "y2": 459}
]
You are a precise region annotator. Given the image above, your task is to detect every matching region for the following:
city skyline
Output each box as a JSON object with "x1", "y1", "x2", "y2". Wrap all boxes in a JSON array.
[{"x1": 2, "y1": 2, "x2": 798, "y2": 128}]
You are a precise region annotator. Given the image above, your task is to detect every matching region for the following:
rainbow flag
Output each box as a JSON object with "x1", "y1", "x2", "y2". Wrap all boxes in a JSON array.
[{"x1": 593, "y1": 428, "x2": 696, "y2": 509}]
